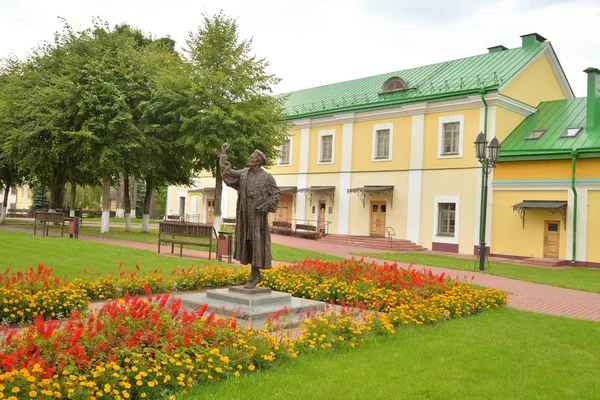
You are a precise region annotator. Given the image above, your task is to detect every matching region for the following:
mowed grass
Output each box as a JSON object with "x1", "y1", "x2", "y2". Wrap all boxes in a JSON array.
[
  {"x1": 356, "y1": 252, "x2": 600, "y2": 294},
  {"x1": 182, "y1": 308, "x2": 600, "y2": 400},
  {"x1": 0, "y1": 230, "x2": 225, "y2": 279}
]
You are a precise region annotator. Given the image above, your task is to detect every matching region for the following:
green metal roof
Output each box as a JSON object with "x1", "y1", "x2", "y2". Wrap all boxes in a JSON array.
[
  {"x1": 499, "y1": 97, "x2": 600, "y2": 160},
  {"x1": 281, "y1": 42, "x2": 548, "y2": 120}
]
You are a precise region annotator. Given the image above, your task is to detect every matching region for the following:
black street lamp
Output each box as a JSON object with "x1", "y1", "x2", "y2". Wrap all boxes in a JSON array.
[{"x1": 474, "y1": 132, "x2": 500, "y2": 271}]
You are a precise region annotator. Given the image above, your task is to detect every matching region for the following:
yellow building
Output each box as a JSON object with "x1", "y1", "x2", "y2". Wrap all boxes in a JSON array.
[
  {"x1": 168, "y1": 33, "x2": 573, "y2": 255},
  {"x1": 492, "y1": 67, "x2": 600, "y2": 266}
]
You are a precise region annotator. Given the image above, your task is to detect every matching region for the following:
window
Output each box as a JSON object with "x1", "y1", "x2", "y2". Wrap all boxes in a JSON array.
[
  {"x1": 278, "y1": 138, "x2": 292, "y2": 165},
  {"x1": 318, "y1": 130, "x2": 335, "y2": 164},
  {"x1": 20, "y1": 188, "x2": 24, "y2": 199},
  {"x1": 560, "y1": 127, "x2": 583, "y2": 138},
  {"x1": 437, "y1": 203, "x2": 456, "y2": 236},
  {"x1": 525, "y1": 129, "x2": 546, "y2": 140},
  {"x1": 438, "y1": 115, "x2": 464, "y2": 158},
  {"x1": 372, "y1": 123, "x2": 393, "y2": 161},
  {"x1": 442, "y1": 122, "x2": 460, "y2": 155},
  {"x1": 381, "y1": 77, "x2": 407, "y2": 93},
  {"x1": 178, "y1": 196, "x2": 186, "y2": 217}
]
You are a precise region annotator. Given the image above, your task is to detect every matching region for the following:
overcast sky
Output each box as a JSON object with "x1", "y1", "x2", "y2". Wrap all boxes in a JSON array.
[{"x1": 1, "y1": 0, "x2": 599, "y2": 97}]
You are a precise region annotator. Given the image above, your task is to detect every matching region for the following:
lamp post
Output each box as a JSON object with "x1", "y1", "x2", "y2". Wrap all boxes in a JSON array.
[{"x1": 474, "y1": 133, "x2": 500, "y2": 271}]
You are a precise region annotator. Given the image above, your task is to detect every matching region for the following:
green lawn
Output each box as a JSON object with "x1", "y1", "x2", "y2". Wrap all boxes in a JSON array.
[
  {"x1": 182, "y1": 308, "x2": 600, "y2": 399},
  {"x1": 0, "y1": 230, "x2": 220, "y2": 279},
  {"x1": 356, "y1": 252, "x2": 600, "y2": 294},
  {"x1": 82, "y1": 217, "x2": 162, "y2": 224}
]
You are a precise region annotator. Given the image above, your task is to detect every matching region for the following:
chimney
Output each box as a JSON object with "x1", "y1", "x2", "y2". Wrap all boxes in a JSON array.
[
  {"x1": 487, "y1": 45, "x2": 508, "y2": 53},
  {"x1": 520, "y1": 33, "x2": 546, "y2": 47},
  {"x1": 584, "y1": 67, "x2": 600, "y2": 134}
]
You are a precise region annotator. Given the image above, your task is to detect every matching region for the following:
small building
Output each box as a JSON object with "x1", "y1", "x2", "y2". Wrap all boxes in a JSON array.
[{"x1": 492, "y1": 68, "x2": 600, "y2": 266}]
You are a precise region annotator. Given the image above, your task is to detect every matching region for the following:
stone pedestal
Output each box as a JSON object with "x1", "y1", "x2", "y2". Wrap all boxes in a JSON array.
[{"x1": 175, "y1": 286, "x2": 326, "y2": 328}]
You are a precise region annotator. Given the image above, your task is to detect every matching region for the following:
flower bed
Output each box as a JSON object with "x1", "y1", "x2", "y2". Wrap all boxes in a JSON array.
[{"x1": 0, "y1": 259, "x2": 506, "y2": 398}]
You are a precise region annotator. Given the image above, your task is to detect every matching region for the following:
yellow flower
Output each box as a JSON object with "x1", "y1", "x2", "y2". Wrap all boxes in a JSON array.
[{"x1": 248, "y1": 364, "x2": 255, "y2": 371}]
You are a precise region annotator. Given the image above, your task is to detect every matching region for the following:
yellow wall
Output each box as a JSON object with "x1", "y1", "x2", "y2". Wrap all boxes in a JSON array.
[
  {"x1": 347, "y1": 171, "x2": 408, "y2": 236},
  {"x1": 586, "y1": 190, "x2": 600, "y2": 263},
  {"x1": 14, "y1": 185, "x2": 33, "y2": 208},
  {"x1": 269, "y1": 129, "x2": 301, "y2": 175},
  {"x1": 495, "y1": 159, "x2": 600, "y2": 181},
  {"x1": 422, "y1": 108, "x2": 481, "y2": 170},
  {"x1": 307, "y1": 124, "x2": 343, "y2": 173},
  {"x1": 419, "y1": 168, "x2": 479, "y2": 253},
  {"x1": 352, "y1": 117, "x2": 412, "y2": 172},
  {"x1": 501, "y1": 53, "x2": 566, "y2": 106},
  {"x1": 492, "y1": 190, "x2": 568, "y2": 258},
  {"x1": 495, "y1": 107, "x2": 527, "y2": 142}
]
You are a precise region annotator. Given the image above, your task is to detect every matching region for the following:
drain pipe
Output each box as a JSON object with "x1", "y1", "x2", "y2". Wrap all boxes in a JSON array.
[
  {"x1": 478, "y1": 90, "x2": 489, "y2": 249},
  {"x1": 571, "y1": 149, "x2": 578, "y2": 263}
]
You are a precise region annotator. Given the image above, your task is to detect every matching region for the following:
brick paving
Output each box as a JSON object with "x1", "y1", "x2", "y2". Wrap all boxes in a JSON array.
[{"x1": 2, "y1": 224, "x2": 599, "y2": 321}]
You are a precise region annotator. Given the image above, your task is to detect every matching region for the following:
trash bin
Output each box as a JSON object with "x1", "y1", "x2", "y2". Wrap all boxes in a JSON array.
[
  {"x1": 217, "y1": 231, "x2": 233, "y2": 263},
  {"x1": 68, "y1": 217, "x2": 80, "y2": 239}
]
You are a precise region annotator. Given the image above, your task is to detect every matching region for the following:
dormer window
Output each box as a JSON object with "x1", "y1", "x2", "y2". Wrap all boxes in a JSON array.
[
  {"x1": 560, "y1": 127, "x2": 583, "y2": 138},
  {"x1": 525, "y1": 129, "x2": 546, "y2": 140},
  {"x1": 381, "y1": 77, "x2": 407, "y2": 94}
]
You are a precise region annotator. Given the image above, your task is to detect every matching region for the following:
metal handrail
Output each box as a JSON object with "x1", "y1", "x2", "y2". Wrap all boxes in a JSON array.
[{"x1": 386, "y1": 226, "x2": 396, "y2": 247}]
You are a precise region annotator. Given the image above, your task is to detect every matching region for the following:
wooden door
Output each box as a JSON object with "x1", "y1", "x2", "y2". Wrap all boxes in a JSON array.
[
  {"x1": 543, "y1": 221, "x2": 560, "y2": 258},
  {"x1": 270, "y1": 194, "x2": 292, "y2": 225},
  {"x1": 317, "y1": 200, "x2": 326, "y2": 232},
  {"x1": 370, "y1": 201, "x2": 386, "y2": 237},
  {"x1": 178, "y1": 197, "x2": 186, "y2": 217},
  {"x1": 207, "y1": 199, "x2": 214, "y2": 224}
]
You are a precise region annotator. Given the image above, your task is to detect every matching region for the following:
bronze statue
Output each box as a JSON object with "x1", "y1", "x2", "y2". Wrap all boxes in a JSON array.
[{"x1": 220, "y1": 143, "x2": 281, "y2": 288}]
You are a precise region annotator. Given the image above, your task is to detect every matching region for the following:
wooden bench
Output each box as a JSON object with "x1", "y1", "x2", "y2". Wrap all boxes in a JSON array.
[
  {"x1": 222, "y1": 217, "x2": 237, "y2": 228},
  {"x1": 6, "y1": 208, "x2": 32, "y2": 218},
  {"x1": 294, "y1": 223, "x2": 318, "y2": 240},
  {"x1": 166, "y1": 214, "x2": 184, "y2": 222},
  {"x1": 34, "y1": 211, "x2": 67, "y2": 237},
  {"x1": 158, "y1": 222, "x2": 217, "y2": 259},
  {"x1": 271, "y1": 220, "x2": 293, "y2": 236}
]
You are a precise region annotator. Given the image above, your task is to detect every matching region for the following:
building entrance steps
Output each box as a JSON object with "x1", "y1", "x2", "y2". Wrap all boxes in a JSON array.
[{"x1": 317, "y1": 233, "x2": 426, "y2": 252}]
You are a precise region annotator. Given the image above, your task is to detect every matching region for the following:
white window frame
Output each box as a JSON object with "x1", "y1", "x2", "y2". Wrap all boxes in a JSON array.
[
  {"x1": 432, "y1": 195, "x2": 460, "y2": 245},
  {"x1": 438, "y1": 115, "x2": 464, "y2": 159},
  {"x1": 277, "y1": 136, "x2": 293, "y2": 166},
  {"x1": 371, "y1": 123, "x2": 394, "y2": 162},
  {"x1": 318, "y1": 129, "x2": 335, "y2": 165}
]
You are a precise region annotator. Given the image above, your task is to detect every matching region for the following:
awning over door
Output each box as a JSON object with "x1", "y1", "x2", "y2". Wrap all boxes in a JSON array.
[
  {"x1": 347, "y1": 185, "x2": 394, "y2": 208},
  {"x1": 297, "y1": 186, "x2": 335, "y2": 205},
  {"x1": 512, "y1": 200, "x2": 567, "y2": 229},
  {"x1": 188, "y1": 187, "x2": 215, "y2": 197}
]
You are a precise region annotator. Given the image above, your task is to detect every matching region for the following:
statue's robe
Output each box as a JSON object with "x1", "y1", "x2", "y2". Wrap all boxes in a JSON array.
[{"x1": 220, "y1": 154, "x2": 281, "y2": 268}]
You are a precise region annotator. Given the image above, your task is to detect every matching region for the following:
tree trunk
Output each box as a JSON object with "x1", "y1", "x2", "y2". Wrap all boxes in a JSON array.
[
  {"x1": 0, "y1": 181, "x2": 11, "y2": 224},
  {"x1": 115, "y1": 175, "x2": 125, "y2": 218},
  {"x1": 131, "y1": 178, "x2": 138, "y2": 218},
  {"x1": 101, "y1": 174, "x2": 111, "y2": 233},
  {"x1": 49, "y1": 170, "x2": 63, "y2": 212},
  {"x1": 141, "y1": 176, "x2": 153, "y2": 233},
  {"x1": 213, "y1": 159, "x2": 223, "y2": 230},
  {"x1": 124, "y1": 175, "x2": 131, "y2": 232},
  {"x1": 149, "y1": 188, "x2": 156, "y2": 219},
  {"x1": 69, "y1": 182, "x2": 77, "y2": 217}
]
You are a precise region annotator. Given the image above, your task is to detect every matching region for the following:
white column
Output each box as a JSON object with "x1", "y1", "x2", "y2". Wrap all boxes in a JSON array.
[
  {"x1": 165, "y1": 186, "x2": 171, "y2": 217},
  {"x1": 567, "y1": 188, "x2": 588, "y2": 262},
  {"x1": 337, "y1": 122, "x2": 354, "y2": 234},
  {"x1": 221, "y1": 183, "x2": 229, "y2": 219},
  {"x1": 296, "y1": 127, "x2": 310, "y2": 221},
  {"x1": 406, "y1": 114, "x2": 424, "y2": 243}
]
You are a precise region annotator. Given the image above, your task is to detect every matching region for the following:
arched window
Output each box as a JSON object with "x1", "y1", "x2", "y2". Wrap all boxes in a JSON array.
[{"x1": 381, "y1": 77, "x2": 407, "y2": 93}]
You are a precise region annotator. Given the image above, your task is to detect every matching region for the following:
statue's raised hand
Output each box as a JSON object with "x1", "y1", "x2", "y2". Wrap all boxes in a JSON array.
[{"x1": 221, "y1": 142, "x2": 230, "y2": 154}]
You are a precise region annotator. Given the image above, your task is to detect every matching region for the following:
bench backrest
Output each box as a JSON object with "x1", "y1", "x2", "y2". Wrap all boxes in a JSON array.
[
  {"x1": 273, "y1": 220, "x2": 292, "y2": 228},
  {"x1": 295, "y1": 223, "x2": 316, "y2": 232},
  {"x1": 35, "y1": 212, "x2": 66, "y2": 223},
  {"x1": 159, "y1": 222, "x2": 216, "y2": 239},
  {"x1": 222, "y1": 217, "x2": 236, "y2": 225}
]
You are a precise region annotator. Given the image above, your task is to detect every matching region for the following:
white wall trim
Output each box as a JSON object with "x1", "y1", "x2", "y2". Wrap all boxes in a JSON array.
[
  {"x1": 166, "y1": 186, "x2": 171, "y2": 217},
  {"x1": 406, "y1": 170, "x2": 422, "y2": 243},
  {"x1": 296, "y1": 173, "x2": 307, "y2": 221},
  {"x1": 221, "y1": 183, "x2": 229, "y2": 219},
  {"x1": 544, "y1": 44, "x2": 575, "y2": 99},
  {"x1": 341, "y1": 123, "x2": 354, "y2": 172},
  {"x1": 299, "y1": 128, "x2": 310, "y2": 174},
  {"x1": 409, "y1": 114, "x2": 425, "y2": 170},
  {"x1": 493, "y1": 181, "x2": 600, "y2": 190},
  {"x1": 437, "y1": 115, "x2": 464, "y2": 159},
  {"x1": 576, "y1": 189, "x2": 588, "y2": 261},
  {"x1": 317, "y1": 129, "x2": 336, "y2": 165},
  {"x1": 432, "y1": 195, "x2": 460, "y2": 245},
  {"x1": 338, "y1": 122, "x2": 354, "y2": 234},
  {"x1": 277, "y1": 136, "x2": 293, "y2": 167},
  {"x1": 371, "y1": 122, "x2": 394, "y2": 162}
]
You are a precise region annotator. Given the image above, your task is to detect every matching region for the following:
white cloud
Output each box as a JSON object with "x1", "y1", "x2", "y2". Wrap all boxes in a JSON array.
[{"x1": 0, "y1": 0, "x2": 598, "y2": 96}]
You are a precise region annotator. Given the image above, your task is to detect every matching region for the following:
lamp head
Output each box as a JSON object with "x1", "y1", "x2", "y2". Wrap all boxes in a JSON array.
[{"x1": 474, "y1": 132, "x2": 488, "y2": 162}]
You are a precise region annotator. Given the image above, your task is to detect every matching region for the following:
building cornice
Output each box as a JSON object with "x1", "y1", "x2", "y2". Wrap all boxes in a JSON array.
[
  {"x1": 290, "y1": 93, "x2": 536, "y2": 128},
  {"x1": 493, "y1": 179, "x2": 600, "y2": 190}
]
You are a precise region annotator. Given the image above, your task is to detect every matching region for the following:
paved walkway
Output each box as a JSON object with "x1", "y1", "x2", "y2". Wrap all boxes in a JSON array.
[{"x1": 2, "y1": 224, "x2": 599, "y2": 322}]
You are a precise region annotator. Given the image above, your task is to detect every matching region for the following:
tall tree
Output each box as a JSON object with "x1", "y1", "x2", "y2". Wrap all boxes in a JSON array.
[{"x1": 182, "y1": 12, "x2": 289, "y2": 229}]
